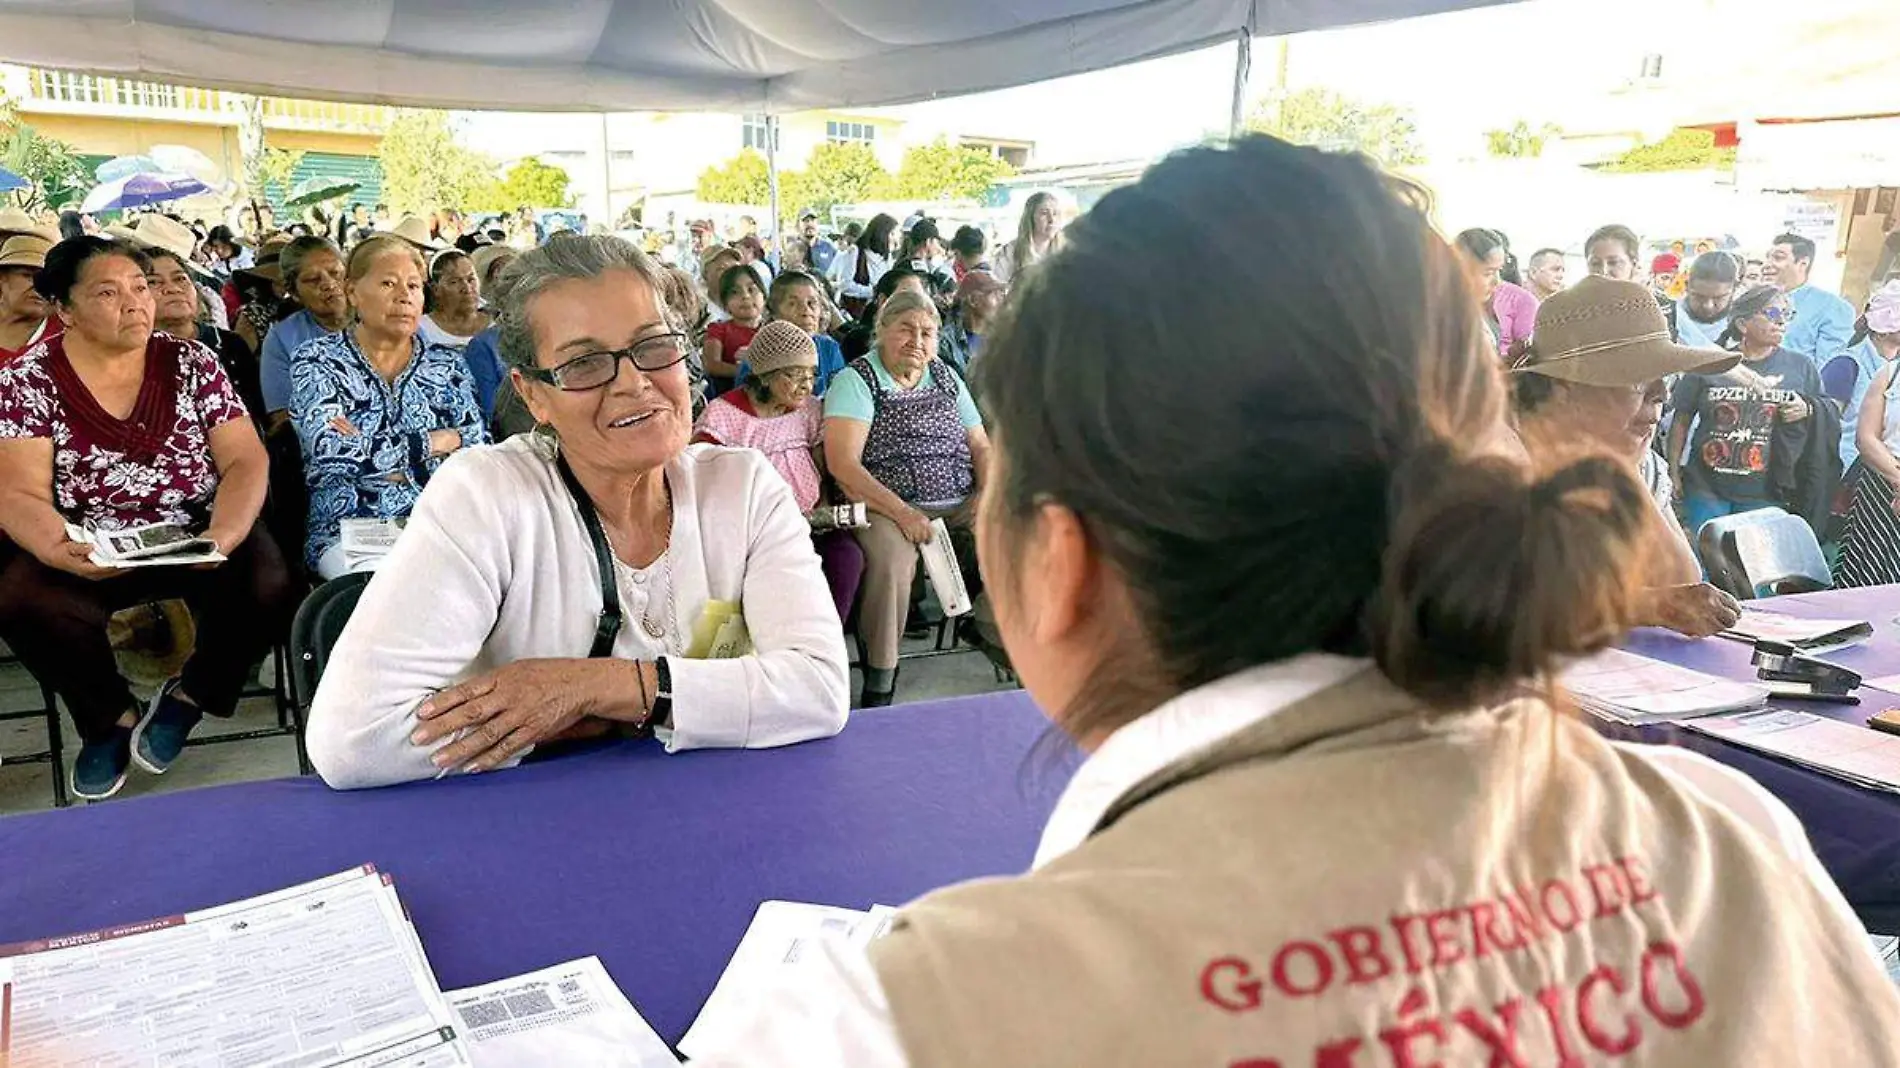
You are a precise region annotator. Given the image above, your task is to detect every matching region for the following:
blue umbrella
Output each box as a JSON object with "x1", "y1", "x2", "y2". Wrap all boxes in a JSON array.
[
  {"x1": 95, "y1": 155, "x2": 163, "y2": 184},
  {"x1": 0, "y1": 165, "x2": 26, "y2": 194},
  {"x1": 80, "y1": 172, "x2": 210, "y2": 213}
]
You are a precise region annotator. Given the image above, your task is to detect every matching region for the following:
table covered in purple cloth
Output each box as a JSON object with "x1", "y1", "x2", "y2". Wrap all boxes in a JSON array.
[
  {"x1": 1620, "y1": 584, "x2": 1900, "y2": 931},
  {"x1": 0, "y1": 694, "x2": 1073, "y2": 1044}
]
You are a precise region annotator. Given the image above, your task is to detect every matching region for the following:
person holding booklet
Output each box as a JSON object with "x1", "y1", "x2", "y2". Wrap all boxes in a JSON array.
[
  {"x1": 306, "y1": 235, "x2": 848, "y2": 789},
  {"x1": 693, "y1": 137, "x2": 1900, "y2": 1065},
  {"x1": 0, "y1": 235, "x2": 295, "y2": 801}
]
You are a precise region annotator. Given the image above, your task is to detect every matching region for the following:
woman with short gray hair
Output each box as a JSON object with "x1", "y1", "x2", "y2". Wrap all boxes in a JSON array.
[
  {"x1": 823, "y1": 288, "x2": 990, "y2": 706},
  {"x1": 307, "y1": 234, "x2": 849, "y2": 789}
]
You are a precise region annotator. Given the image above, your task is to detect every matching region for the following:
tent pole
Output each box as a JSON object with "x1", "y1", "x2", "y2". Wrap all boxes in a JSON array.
[
  {"x1": 599, "y1": 113, "x2": 613, "y2": 230},
  {"x1": 1229, "y1": 26, "x2": 1253, "y2": 140},
  {"x1": 766, "y1": 114, "x2": 782, "y2": 268}
]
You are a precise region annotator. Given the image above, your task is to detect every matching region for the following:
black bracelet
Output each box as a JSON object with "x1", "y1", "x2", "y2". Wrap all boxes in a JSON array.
[{"x1": 652, "y1": 657, "x2": 674, "y2": 730}]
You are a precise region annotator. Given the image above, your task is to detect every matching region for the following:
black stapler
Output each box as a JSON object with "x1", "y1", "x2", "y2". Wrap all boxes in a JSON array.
[{"x1": 1751, "y1": 640, "x2": 1863, "y2": 704}]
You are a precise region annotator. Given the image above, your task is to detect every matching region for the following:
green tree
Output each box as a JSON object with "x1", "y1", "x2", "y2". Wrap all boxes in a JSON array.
[
  {"x1": 258, "y1": 146, "x2": 304, "y2": 203},
  {"x1": 1600, "y1": 128, "x2": 1736, "y2": 174},
  {"x1": 792, "y1": 141, "x2": 891, "y2": 219},
  {"x1": 1246, "y1": 87, "x2": 1425, "y2": 167},
  {"x1": 489, "y1": 157, "x2": 575, "y2": 209},
  {"x1": 2, "y1": 124, "x2": 92, "y2": 211},
  {"x1": 696, "y1": 149, "x2": 772, "y2": 205},
  {"x1": 379, "y1": 109, "x2": 498, "y2": 215},
  {"x1": 1485, "y1": 120, "x2": 1561, "y2": 159},
  {"x1": 885, "y1": 139, "x2": 1015, "y2": 201}
]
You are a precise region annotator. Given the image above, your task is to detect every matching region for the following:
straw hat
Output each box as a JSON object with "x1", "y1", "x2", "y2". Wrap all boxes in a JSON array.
[
  {"x1": 1867, "y1": 281, "x2": 1900, "y2": 336},
  {"x1": 745, "y1": 320, "x2": 819, "y2": 378},
  {"x1": 470, "y1": 243, "x2": 517, "y2": 286},
  {"x1": 1511, "y1": 276, "x2": 1738, "y2": 386},
  {"x1": 0, "y1": 233, "x2": 51, "y2": 272},
  {"x1": 0, "y1": 206, "x2": 56, "y2": 243},
  {"x1": 114, "y1": 215, "x2": 216, "y2": 280},
  {"x1": 381, "y1": 215, "x2": 447, "y2": 251},
  {"x1": 235, "y1": 233, "x2": 293, "y2": 284},
  {"x1": 699, "y1": 244, "x2": 739, "y2": 273}
]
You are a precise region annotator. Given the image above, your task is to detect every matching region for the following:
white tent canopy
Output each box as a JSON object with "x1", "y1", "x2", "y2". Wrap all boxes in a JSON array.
[{"x1": 0, "y1": 0, "x2": 1519, "y2": 113}]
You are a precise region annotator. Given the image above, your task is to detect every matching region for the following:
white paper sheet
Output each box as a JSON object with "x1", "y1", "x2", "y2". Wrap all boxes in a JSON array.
[
  {"x1": 1720, "y1": 608, "x2": 1873, "y2": 652},
  {"x1": 678, "y1": 902, "x2": 895, "y2": 1060},
  {"x1": 1564, "y1": 648, "x2": 1770, "y2": 724},
  {"x1": 446, "y1": 957, "x2": 674, "y2": 1067},
  {"x1": 0, "y1": 867, "x2": 473, "y2": 1067},
  {"x1": 1683, "y1": 707, "x2": 1900, "y2": 793}
]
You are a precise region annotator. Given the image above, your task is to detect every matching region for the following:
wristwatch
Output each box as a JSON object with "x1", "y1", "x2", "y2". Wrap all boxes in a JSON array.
[{"x1": 650, "y1": 657, "x2": 675, "y2": 730}]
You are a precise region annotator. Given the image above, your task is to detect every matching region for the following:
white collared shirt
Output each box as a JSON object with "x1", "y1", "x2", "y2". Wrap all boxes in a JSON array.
[{"x1": 689, "y1": 659, "x2": 1864, "y2": 1066}]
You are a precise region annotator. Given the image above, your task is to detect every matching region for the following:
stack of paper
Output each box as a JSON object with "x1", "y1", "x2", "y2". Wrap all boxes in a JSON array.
[
  {"x1": 0, "y1": 868, "x2": 675, "y2": 1067},
  {"x1": 679, "y1": 901, "x2": 895, "y2": 1060},
  {"x1": 340, "y1": 517, "x2": 407, "y2": 572},
  {"x1": 1564, "y1": 648, "x2": 1770, "y2": 724},
  {"x1": 65, "y1": 521, "x2": 225, "y2": 569},
  {"x1": 1683, "y1": 708, "x2": 1900, "y2": 794},
  {"x1": 1720, "y1": 607, "x2": 1873, "y2": 652}
]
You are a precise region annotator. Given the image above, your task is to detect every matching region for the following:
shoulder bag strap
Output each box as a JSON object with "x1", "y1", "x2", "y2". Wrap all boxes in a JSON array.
[{"x1": 555, "y1": 451, "x2": 623, "y2": 658}]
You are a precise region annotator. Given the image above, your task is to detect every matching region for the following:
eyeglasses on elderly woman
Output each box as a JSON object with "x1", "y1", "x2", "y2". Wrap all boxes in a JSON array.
[{"x1": 517, "y1": 330, "x2": 688, "y2": 390}]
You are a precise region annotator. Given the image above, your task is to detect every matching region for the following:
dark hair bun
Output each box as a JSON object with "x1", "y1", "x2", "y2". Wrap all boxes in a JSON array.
[{"x1": 1371, "y1": 449, "x2": 1649, "y2": 709}]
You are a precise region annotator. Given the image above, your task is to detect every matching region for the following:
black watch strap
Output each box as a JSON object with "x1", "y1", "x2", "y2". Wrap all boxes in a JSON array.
[{"x1": 652, "y1": 657, "x2": 674, "y2": 729}]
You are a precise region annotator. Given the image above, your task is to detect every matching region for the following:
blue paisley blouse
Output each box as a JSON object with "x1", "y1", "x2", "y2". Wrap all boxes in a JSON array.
[{"x1": 289, "y1": 330, "x2": 487, "y2": 569}]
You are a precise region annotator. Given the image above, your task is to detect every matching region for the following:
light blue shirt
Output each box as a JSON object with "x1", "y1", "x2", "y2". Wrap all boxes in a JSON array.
[
  {"x1": 260, "y1": 309, "x2": 339, "y2": 412},
  {"x1": 1783, "y1": 283, "x2": 1856, "y2": 371},
  {"x1": 1836, "y1": 338, "x2": 1891, "y2": 469},
  {"x1": 822, "y1": 354, "x2": 982, "y2": 429}
]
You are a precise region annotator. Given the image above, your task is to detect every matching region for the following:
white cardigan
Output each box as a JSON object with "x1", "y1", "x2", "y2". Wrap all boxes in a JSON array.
[{"x1": 307, "y1": 435, "x2": 850, "y2": 789}]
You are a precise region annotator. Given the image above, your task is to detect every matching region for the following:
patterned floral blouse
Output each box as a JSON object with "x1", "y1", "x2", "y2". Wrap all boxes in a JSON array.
[
  {"x1": 289, "y1": 330, "x2": 487, "y2": 570},
  {"x1": 0, "y1": 332, "x2": 249, "y2": 531}
]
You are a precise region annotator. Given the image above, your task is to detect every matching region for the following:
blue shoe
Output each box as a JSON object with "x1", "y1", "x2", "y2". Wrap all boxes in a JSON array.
[
  {"x1": 71, "y1": 727, "x2": 132, "y2": 801},
  {"x1": 132, "y1": 678, "x2": 202, "y2": 775}
]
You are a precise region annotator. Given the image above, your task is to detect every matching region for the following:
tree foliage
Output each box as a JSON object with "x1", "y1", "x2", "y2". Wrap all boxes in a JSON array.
[
  {"x1": 1246, "y1": 87, "x2": 1425, "y2": 167},
  {"x1": 696, "y1": 149, "x2": 772, "y2": 206},
  {"x1": 1600, "y1": 128, "x2": 1736, "y2": 174},
  {"x1": 379, "y1": 109, "x2": 498, "y2": 215},
  {"x1": 1485, "y1": 120, "x2": 1561, "y2": 159},
  {"x1": 484, "y1": 157, "x2": 575, "y2": 210},
  {"x1": 885, "y1": 139, "x2": 1015, "y2": 201},
  {"x1": 2, "y1": 124, "x2": 92, "y2": 211},
  {"x1": 258, "y1": 146, "x2": 304, "y2": 202},
  {"x1": 789, "y1": 141, "x2": 889, "y2": 218}
]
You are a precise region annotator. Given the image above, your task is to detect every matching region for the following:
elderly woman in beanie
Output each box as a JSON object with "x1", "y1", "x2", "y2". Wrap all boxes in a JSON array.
[
  {"x1": 696, "y1": 320, "x2": 864, "y2": 621},
  {"x1": 824, "y1": 289, "x2": 988, "y2": 706},
  {"x1": 306, "y1": 234, "x2": 847, "y2": 789},
  {"x1": 1511, "y1": 276, "x2": 1743, "y2": 637}
]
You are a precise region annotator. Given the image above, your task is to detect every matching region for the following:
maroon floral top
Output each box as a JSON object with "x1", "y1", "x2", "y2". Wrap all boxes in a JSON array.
[{"x1": 0, "y1": 331, "x2": 250, "y2": 531}]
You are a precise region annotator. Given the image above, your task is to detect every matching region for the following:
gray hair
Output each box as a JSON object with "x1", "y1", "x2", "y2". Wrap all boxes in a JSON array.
[
  {"x1": 279, "y1": 235, "x2": 342, "y2": 293},
  {"x1": 493, "y1": 234, "x2": 669, "y2": 371},
  {"x1": 874, "y1": 288, "x2": 940, "y2": 332}
]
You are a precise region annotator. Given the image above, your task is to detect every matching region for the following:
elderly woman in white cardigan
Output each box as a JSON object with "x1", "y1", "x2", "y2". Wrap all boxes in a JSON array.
[{"x1": 307, "y1": 236, "x2": 849, "y2": 789}]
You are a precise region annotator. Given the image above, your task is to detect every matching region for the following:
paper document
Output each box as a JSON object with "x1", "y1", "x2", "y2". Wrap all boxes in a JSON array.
[
  {"x1": 1564, "y1": 648, "x2": 1769, "y2": 724},
  {"x1": 1720, "y1": 608, "x2": 1873, "y2": 652},
  {"x1": 917, "y1": 518, "x2": 972, "y2": 617},
  {"x1": 0, "y1": 866, "x2": 473, "y2": 1067},
  {"x1": 447, "y1": 957, "x2": 675, "y2": 1067},
  {"x1": 679, "y1": 901, "x2": 896, "y2": 1060},
  {"x1": 340, "y1": 517, "x2": 407, "y2": 571},
  {"x1": 1683, "y1": 707, "x2": 1900, "y2": 794},
  {"x1": 64, "y1": 520, "x2": 225, "y2": 568}
]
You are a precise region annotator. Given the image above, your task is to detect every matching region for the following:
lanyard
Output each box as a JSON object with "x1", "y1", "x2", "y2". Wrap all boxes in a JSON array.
[{"x1": 555, "y1": 452, "x2": 623, "y2": 659}]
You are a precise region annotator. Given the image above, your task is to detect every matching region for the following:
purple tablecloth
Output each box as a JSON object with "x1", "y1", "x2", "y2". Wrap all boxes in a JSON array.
[
  {"x1": 0, "y1": 694, "x2": 1072, "y2": 1043},
  {"x1": 1620, "y1": 584, "x2": 1900, "y2": 931}
]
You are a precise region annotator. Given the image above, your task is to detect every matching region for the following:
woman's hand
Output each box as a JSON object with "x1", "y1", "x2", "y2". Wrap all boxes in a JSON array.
[
  {"x1": 428, "y1": 429, "x2": 463, "y2": 458},
  {"x1": 1779, "y1": 396, "x2": 1812, "y2": 423},
  {"x1": 49, "y1": 539, "x2": 122, "y2": 582},
  {"x1": 897, "y1": 506, "x2": 935, "y2": 545},
  {"x1": 1640, "y1": 583, "x2": 1743, "y2": 639},
  {"x1": 411, "y1": 658, "x2": 606, "y2": 772}
]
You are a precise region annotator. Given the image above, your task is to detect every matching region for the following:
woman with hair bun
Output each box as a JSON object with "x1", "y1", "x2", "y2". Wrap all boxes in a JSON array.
[{"x1": 694, "y1": 137, "x2": 1900, "y2": 1065}]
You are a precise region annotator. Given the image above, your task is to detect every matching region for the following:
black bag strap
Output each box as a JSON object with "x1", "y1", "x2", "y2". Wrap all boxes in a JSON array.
[{"x1": 555, "y1": 451, "x2": 623, "y2": 659}]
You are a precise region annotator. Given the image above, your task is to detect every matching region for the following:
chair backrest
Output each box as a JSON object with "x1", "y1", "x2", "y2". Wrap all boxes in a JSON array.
[
  {"x1": 1709, "y1": 511, "x2": 1832, "y2": 600},
  {"x1": 1695, "y1": 507, "x2": 1791, "y2": 599},
  {"x1": 289, "y1": 572, "x2": 374, "y2": 704}
]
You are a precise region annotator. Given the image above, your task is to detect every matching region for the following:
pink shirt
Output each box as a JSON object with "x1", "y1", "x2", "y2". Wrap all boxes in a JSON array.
[
  {"x1": 693, "y1": 392, "x2": 823, "y2": 512},
  {"x1": 1489, "y1": 281, "x2": 1538, "y2": 359}
]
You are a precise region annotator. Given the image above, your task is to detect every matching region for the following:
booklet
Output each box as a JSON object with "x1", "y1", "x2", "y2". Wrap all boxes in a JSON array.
[
  {"x1": 0, "y1": 866, "x2": 474, "y2": 1066},
  {"x1": 64, "y1": 521, "x2": 225, "y2": 568},
  {"x1": 1563, "y1": 648, "x2": 1770, "y2": 725},
  {"x1": 340, "y1": 516, "x2": 408, "y2": 571},
  {"x1": 1682, "y1": 707, "x2": 1900, "y2": 794},
  {"x1": 679, "y1": 901, "x2": 896, "y2": 1060},
  {"x1": 917, "y1": 517, "x2": 972, "y2": 617},
  {"x1": 1720, "y1": 607, "x2": 1874, "y2": 652},
  {"x1": 447, "y1": 956, "x2": 675, "y2": 1067}
]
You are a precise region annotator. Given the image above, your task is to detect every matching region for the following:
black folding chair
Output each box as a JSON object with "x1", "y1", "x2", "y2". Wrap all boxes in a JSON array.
[
  {"x1": 0, "y1": 673, "x2": 69, "y2": 808},
  {"x1": 288, "y1": 573, "x2": 375, "y2": 774}
]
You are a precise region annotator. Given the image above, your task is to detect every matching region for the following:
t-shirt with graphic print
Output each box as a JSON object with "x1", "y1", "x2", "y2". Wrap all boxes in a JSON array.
[{"x1": 1670, "y1": 346, "x2": 1821, "y2": 504}]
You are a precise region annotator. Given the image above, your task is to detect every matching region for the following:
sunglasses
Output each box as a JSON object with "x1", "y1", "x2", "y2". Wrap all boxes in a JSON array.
[
  {"x1": 1760, "y1": 306, "x2": 1797, "y2": 325},
  {"x1": 519, "y1": 333, "x2": 688, "y2": 391}
]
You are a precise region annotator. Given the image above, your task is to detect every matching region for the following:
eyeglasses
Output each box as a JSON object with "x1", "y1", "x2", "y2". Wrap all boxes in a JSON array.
[
  {"x1": 770, "y1": 368, "x2": 817, "y2": 386},
  {"x1": 519, "y1": 332, "x2": 688, "y2": 391},
  {"x1": 1761, "y1": 306, "x2": 1797, "y2": 325}
]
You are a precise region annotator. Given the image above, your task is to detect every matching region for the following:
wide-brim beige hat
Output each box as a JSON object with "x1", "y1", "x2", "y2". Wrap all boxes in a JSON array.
[
  {"x1": 1511, "y1": 275, "x2": 1739, "y2": 385},
  {"x1": 470, "y1": 243, "x2": 516, "y2": 283},
  {"x1": 0, "y1": 233, "x2": 51, "y2": 271},
  {"x1": 235, "y1": 234, "x2": 294, "y2": 284},
  {"x1": 114, "y1": 215, "x2": 216, "y2": 280},
  {"x1": 0, "y1": 206, "x2": 57, "y2": 243},
  {"x1": 381, "y1": 215, "x2": 447, "y2": 251}
]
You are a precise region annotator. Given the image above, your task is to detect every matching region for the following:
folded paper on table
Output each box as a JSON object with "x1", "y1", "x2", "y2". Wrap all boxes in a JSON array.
[
  {"x1": 447, "y1": 956, "x2": 675, "y2": 1067},
  {"x1": 1563, "y1": 648, "x2": 1769, "y2": 724},
  {"x1": 1720, "y1": 607, "x2": 1873, "y2": 652},
  {"x1": 1683, "y1": 707, "x2": 1900, "y2": 794}
]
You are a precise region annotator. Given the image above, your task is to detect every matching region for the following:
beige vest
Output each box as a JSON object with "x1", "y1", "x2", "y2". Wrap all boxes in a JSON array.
[{"x1": 871, "y1": 671, "x2": 1900, "y2": 1066}]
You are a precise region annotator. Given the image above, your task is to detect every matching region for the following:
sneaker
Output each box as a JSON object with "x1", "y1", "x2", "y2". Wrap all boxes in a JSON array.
[
  {"x1": 71, "y1": 727, "x2": 132, "y2": 801},
  {"x1": 132, "y1": 678, "x2": 203, "y2": 775}
]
